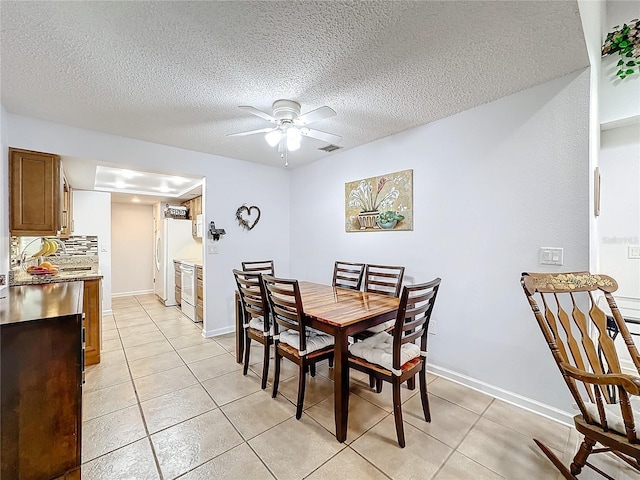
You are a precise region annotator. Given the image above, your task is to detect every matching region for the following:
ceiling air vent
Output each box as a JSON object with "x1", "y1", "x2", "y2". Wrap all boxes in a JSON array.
[{"x1": 318, "y1": 144, "x2": 342, "y2": 153}]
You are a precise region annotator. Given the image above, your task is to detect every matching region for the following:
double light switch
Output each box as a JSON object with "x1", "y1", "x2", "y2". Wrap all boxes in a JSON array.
[{"x1": 539, "y1": 247, "x2": 564, "y2": 266}]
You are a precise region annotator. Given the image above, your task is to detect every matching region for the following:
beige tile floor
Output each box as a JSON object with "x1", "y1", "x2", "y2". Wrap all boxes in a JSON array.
[{"x1": 81, "y1": 294, "x2": 636, "y2": 479}]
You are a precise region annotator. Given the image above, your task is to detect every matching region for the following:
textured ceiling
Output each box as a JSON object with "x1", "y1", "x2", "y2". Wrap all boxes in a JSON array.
[{"x1": 1, "y1": 1, "x2": 588, "y2": 169}]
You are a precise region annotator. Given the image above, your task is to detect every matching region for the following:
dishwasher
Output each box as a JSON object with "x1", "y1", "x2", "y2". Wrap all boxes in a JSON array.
[{"x1": 180, "y1": 263, "x2": 197, "y2": 322}]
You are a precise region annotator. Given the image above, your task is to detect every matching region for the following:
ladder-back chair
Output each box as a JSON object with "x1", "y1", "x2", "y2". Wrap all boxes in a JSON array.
[
  {"x1": 233, "y1": 269, "x2": 272, "y2": 389},
  {"x1": 521, "y1": 272, "x2": 640, "y2": 479},
  {"x1": 349, "y1": 278, "x2": 441, "y2": 447},
  {"x1": 364, "y1": 264, "x2": 405, "y2": 297},
  {"x1": 262, "y1": 274, "x2": 335, "y2": 419},
  {"x1": 332, "y1": 261, "x2": 366, "y2": 291},
  {"x1": 241, "y1": 260, "x2": 275, "y2": 276},
  {"x1": 354, "y1": 264, "x2": 405, "y2": 341}
]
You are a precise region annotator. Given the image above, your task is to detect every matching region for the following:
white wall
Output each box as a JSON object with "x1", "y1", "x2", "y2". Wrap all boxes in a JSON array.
[
  {"x1": 599, "y1": 124, "x2": 640, "y2": 298},
  {"x1": 578, "y1": 0, "x2": 605, "y2": 274},
  {"x1": 72, "y1": 190, "x2": 113, "y2": 314},
  {"x1": 290, "y1": 71, "x2": 590, "y2": 419},
  {"x1": 111, "y1": 202, "x2": 154, "y2": 296},
  {"x1": 6, "y1": 113, "x2": 290, "y2": 336}
]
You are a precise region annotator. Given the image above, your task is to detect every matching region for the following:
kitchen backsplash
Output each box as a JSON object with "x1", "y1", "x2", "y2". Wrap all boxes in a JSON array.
[{"x1": 11, "y1": 235, "x2": 99, "y2": 266}]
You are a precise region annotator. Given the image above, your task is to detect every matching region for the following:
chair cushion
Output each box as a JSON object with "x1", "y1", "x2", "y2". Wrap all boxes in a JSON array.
[
  {"x1": 348, "y1": 332, "x2": 420, "y2": 372},
  {"x1": 279, "y1": 328, "x2": 334, "y2": 354},
  {"x1": 248, "y1": 316, "x2": 265, "y2": 331},
  {"x1": 581, "y1": 397, "x2": 640, "y2": 437},
  {"x1": 365, "y1": 320, "x2": 395, "y2": 334}
]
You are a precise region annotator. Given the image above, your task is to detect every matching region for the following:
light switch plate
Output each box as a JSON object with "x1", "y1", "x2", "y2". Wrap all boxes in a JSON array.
[
  {"x1": 629, "y1": 246, "x2": 640, "y2": 259},
  {"x1": 207, "y1": 243, "x2": 218, "y2": 254},
  {"x1": 539, "y1": 247, "x2": 564, "y2": 266}
]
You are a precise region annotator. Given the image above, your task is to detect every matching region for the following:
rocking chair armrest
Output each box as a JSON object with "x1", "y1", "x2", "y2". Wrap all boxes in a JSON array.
[{"x1": 561, "y1": 363, "x2": 640, "y2": 396}]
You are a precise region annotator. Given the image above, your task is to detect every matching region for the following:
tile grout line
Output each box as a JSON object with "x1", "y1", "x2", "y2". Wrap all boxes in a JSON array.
[{"x1": 119, "y1": 295, "x2": 166, "y2": 480}]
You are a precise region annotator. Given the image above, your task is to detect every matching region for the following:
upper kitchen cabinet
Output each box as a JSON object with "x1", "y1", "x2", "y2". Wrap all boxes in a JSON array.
[
  {"x1": 59, "y1": 174, "x2": 74, "y2": 239},
  {"x1": 182, "y1": 195, "x2": 202, "y2": 238},
  {"x1": 9, "y1": 148, "x2": 66, "y2": 236}
]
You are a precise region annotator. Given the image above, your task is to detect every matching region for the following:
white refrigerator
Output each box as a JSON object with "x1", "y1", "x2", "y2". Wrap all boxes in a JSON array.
[{"x1": 153, "y1": 205, "x2": 201, "y2": 306}]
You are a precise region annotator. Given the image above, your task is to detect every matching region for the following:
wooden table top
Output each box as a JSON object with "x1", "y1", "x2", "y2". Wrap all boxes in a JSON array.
[{"x1": 298, "y1": 281, "x2": 400, "y2": 328}]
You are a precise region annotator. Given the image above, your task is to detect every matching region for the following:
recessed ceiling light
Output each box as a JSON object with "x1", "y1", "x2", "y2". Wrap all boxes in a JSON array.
[
  {"x1": 120, "y1": 169, "x2": 140, "y2": 179},
  {"x1": 132, "y1": 197, "x2": 140, "y2": 203},
  {"x1": 94, "y1": 165, "x2": 201, "y2": 197},
  {"x1": 170, "y1": 176, "x2": 190, "y2": 185}
]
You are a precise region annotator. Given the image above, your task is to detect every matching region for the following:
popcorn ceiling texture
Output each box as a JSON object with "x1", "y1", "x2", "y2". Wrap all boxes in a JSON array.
[{"x1": 0, "y1": 1, "x2": 588, "y2": 168}]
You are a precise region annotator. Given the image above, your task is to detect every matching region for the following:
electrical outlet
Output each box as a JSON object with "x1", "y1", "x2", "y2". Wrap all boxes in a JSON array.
[
  {"x1": 429, "y1": 319, "x2": 437, "y2": 335},
  {"x1": 629, "y1": 246, "x2": 640, "y2": 259},
  {"x1": 207, "y1": 243, "x2": 218, "y2": 254}
]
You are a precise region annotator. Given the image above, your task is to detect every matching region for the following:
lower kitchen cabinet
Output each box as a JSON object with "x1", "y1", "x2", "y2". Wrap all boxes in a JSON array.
[
  {"x1": 196, "y1": 266, "x2": 203, "y2": 322},
  {"x1": 174, "y1": 260, "x2": 182, "y2": 306},
  {"x1": 1, "y1": 282, "x2": 84, "y2": 480},
  {"x1": 83, "y1": 279, "x2": 102, "y2": 366}
]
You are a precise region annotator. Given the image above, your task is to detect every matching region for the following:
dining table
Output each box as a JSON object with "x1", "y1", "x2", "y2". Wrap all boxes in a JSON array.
[{"x1": 235, "y1": 281, "x2": 400, "y2": 443}]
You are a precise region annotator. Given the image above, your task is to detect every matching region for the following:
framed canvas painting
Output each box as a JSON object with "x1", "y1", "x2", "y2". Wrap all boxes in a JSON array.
[{"x1": 345, "y1": 169, "x2": 413, "y2": 232}]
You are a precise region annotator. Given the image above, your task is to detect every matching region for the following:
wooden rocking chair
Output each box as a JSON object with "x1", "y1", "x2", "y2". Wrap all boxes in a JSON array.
[{"x1": 521, "y1": 272, "x2": 640, "y2": 479}]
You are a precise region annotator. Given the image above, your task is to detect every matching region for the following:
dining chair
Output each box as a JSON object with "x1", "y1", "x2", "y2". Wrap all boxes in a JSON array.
[
  {"x1": 232, "y1": 269, "x2": 272, "y2": 390},
  {"x1": 332, "y1": 261, "x2": 366, "y2": 291},
  {"x1": 262, "y1": 274, "x2": 335, "y2": 419},
  {"x1": 348, "y1": 278, "x2": 441, "y2": 447},
  {"x1": 521, "y1": 272, "x2": 640, "y2": 479},
  {"x1": 241, "y1": 260, "x2": 275, "y2": 275},
  {"x1": 353, "y1": 264, "x2": 405, "y2": 341}
]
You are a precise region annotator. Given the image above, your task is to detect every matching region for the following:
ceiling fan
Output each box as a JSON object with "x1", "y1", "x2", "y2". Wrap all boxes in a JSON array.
[{"x1": 227, "y1": 99, "x2": 342, "y2": 155}]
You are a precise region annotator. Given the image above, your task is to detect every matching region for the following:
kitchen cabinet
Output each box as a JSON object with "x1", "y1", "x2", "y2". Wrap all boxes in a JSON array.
[
  {"x1": 182, "y1": 196, "x2": 202, "y2": 237},
  {"x1": 196, "y1": 265, "x2": 203, "y2": 322},
  {"x1": 60, "y1": 174, "x2": 74, "y2": 239},
  {"x1": 83, "y1": 279, "x2": 102, "y2": 366},
  {"x1": 174, "y1": 260, "x2": 182, "y2": 305},
  {"x1": 9, "y1": 147, "x2": 64, "y2": 236},
  {"x1": 1, "y1": 282, "x2": 84, "y2": 480}
]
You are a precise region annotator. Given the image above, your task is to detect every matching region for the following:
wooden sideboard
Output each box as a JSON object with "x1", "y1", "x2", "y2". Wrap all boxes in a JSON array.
[{"x1": 1, "y1": 282, "x2": 84, "y2": 479}]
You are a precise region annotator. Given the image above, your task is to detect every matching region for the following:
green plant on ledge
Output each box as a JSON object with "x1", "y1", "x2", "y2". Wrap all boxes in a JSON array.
[{"x1": 602, "y1": 18, "x2": 640, "y2": 80}]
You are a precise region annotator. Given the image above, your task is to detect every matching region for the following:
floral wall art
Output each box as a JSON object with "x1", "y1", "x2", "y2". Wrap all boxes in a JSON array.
[{"x1": 345, "y1": 169, "x2": 413, "y2": 232}]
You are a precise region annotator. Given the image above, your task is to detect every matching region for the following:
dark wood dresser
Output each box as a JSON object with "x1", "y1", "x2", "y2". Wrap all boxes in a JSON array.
[{"x1": 1, "y1": 282, "x2": 84, "y2": 480}]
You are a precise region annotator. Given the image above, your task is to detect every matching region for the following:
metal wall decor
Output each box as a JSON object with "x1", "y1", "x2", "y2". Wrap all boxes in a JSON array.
[{"x1": 236, "y1": 204, "x2": 261, "y2": 230}]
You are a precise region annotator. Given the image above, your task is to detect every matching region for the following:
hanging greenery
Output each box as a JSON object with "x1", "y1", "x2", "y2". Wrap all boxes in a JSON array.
[{"x1": 602, "y1": 18, "x2": 640, "y2": 80}]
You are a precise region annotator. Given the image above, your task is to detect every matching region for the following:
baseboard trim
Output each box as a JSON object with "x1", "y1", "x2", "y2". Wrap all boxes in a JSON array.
[
  {"x1": 111, "y1": 289, "x2": 154, "y2": 298},
  {"x1": 428, "y1": 364, "x2": 574, "y2": 427},
  {"x1": 102, "y1": 309, "x2": 113, "y2": 317},
  {"x1": 202, "y1": 325, "x2": 235, "y2": 338}
]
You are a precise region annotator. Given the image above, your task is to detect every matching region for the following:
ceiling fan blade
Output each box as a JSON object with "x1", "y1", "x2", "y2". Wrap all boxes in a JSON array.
[
  {"x1": 227, "y1": 127, "x2": 277, "y2": 137},
  {"x1": 300, "y1": 128, "x2": 342, "y2": 144},
  {"x1": 294, "y1": 106, "x2": 336, "y2": 125},
  {"x1": 238, "y1": 105, "x2": 277, "y2": 123}
]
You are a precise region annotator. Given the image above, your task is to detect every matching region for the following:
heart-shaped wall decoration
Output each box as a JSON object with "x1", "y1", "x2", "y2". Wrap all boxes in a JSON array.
[{"x1": 235, "y1": 205, "x2": 261, "y2": 231}]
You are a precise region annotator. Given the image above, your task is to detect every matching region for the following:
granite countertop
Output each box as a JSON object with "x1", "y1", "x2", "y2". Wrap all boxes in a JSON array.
[{"x1": 10, "y1": 269, "x2": 103, "y2": 286}]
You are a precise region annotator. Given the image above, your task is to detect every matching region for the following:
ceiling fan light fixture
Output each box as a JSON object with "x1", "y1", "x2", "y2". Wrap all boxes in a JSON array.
[
  {"x1": 265, "y1": 129, "x2": 282, "y2": 147},
  {"x1": 287, "y1": 137, "x2": 301, "y2": 151}
]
